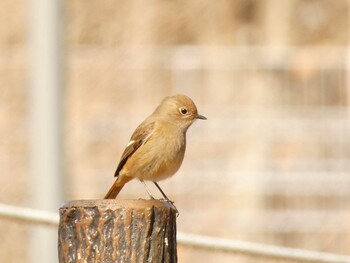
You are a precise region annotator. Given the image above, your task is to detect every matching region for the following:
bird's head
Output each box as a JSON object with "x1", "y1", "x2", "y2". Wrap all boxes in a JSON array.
[{"x1": 154, "y1": 94, "x2": 206, "y2": 130}]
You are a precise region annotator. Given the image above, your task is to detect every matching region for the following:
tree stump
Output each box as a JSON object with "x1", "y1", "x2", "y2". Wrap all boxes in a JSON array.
[{"x1": 58, "y1": 199, "x2": 177, "y2": 263}]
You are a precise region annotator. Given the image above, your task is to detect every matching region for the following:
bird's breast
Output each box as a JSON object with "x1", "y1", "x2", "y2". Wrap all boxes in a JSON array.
[{"x1": 123, "y1": 128, "x2": 186, "y2": 181}]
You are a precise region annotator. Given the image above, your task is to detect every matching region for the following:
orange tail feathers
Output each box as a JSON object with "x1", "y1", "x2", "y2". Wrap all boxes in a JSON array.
[
  {"x1": 104, "y1": 175, "x2": 133, "y2": 199},
  {"x1": 104, "y1": 183, "x2": 124, "y2": 199}
]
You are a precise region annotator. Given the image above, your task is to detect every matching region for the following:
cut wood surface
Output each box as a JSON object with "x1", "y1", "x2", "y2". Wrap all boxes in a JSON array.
[{"x1": 58, "y1": 199, "x2": 177, "y2": 263}]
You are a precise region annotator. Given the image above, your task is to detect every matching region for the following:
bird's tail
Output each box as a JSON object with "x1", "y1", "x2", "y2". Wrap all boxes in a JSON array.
[
  {"x1": 104, "y1": 183, "x2": 124, "y2": 199},
  {"x1": 104, "y1": 175, "x2": 133, "y2": 199}
]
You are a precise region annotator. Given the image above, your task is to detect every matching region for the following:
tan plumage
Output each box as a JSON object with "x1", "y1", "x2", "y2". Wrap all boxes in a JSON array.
[{"x1": 104, "y1": 94, "x2": 206, "y2": 199}]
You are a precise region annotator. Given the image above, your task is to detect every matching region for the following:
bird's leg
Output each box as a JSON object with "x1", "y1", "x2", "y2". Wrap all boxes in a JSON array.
[
  {"x1": 153, "y1": 182, "x2": 179, "y2": 216},
  {"x1": 140, "y1": 180, "x2": 155, "y2": 200},
  {"x1": 141, "y1": 180, "x2": 178, "y2": 215},
  {"x1": 153, "y1": 182, "x2": 172, "y2": 201}
]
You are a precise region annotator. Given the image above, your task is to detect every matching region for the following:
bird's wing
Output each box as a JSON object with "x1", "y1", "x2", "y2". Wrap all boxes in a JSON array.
[{"x1": 114, "y1": 121, "x2": 155, "y2": 177}]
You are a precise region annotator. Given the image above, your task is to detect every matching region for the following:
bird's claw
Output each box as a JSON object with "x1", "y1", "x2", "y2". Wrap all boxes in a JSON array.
[{"x1": 160, "y1": 198, "x2": 179, "y2": 217}]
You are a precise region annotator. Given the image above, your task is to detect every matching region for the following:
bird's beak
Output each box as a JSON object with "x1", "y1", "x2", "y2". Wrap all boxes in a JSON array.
[{"x1": 196, "y1": 114, "x2": 207, "y2": 120}]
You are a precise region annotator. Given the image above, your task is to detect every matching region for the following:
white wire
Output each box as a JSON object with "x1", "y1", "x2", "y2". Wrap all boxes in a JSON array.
[
  {"x1": 177, "y1": 233, "x2": 350, "y2": 263},
  {"x1": 0, "y1": 203, "x2": 59, "y2": 226},
  {"x1": 0, "y1": 203, "x2": 350, "y2": 263}
]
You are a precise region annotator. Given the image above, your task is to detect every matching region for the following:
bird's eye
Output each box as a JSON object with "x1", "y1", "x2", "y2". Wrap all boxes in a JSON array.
[{"x1": 179, "y1": 107, "x2": 188, "y2": 115}]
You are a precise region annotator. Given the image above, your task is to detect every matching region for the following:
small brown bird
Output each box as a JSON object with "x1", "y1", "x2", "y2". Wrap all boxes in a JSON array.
[{"x1": 104, "y1": 94, "x2": 206, "y2": 200}]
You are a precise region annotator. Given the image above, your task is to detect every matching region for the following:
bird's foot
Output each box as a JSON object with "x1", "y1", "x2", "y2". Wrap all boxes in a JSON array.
[{"x1": 160, "y1": 198, "x2": 179, "y2": 217}]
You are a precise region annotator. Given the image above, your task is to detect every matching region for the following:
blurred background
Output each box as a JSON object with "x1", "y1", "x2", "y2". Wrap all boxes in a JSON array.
[{"x1": 1, "y1": 0, "x2": 350, "y2": 262}]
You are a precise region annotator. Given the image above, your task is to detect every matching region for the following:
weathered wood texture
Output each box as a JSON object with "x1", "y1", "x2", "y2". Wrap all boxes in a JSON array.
[{"x1": 58, "y1": 199, "x2": 177, "y2": 263}]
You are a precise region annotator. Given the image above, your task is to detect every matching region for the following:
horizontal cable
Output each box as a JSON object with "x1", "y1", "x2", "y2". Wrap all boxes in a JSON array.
[
  {"x1": 177, "y1": 233, "x2": 350, "y2": 263},
  {"x1": 0, "y1": 203, "x2": 59, "y2": 227},
  {"x1": 0, "y1": 203, "x2": 349, "y2": 262}
]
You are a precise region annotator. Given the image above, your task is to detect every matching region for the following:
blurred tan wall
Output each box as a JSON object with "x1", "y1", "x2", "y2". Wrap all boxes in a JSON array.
[{"x1": 1, "y1": 0, "x2": 350, "y2": 262}]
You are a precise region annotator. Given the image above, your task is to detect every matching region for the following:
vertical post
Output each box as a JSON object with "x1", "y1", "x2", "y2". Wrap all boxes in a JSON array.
[
  {"x1": 29, "y1": 0, "x2": 64, "y2": 263},
  {"x1": 263, "y1": 0, "x2": 295, "y2": 47},
  {"x1": 347, "y1": 4, "x2": 350, "y2": 113},
  {"x1": 58, "y1": 200, "x2": 178, "y2": 263}
]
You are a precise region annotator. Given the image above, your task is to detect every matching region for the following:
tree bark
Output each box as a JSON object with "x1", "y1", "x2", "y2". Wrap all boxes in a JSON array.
[{"x1": 58, "y1": 199, "x2": 177, "y2": 263}]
